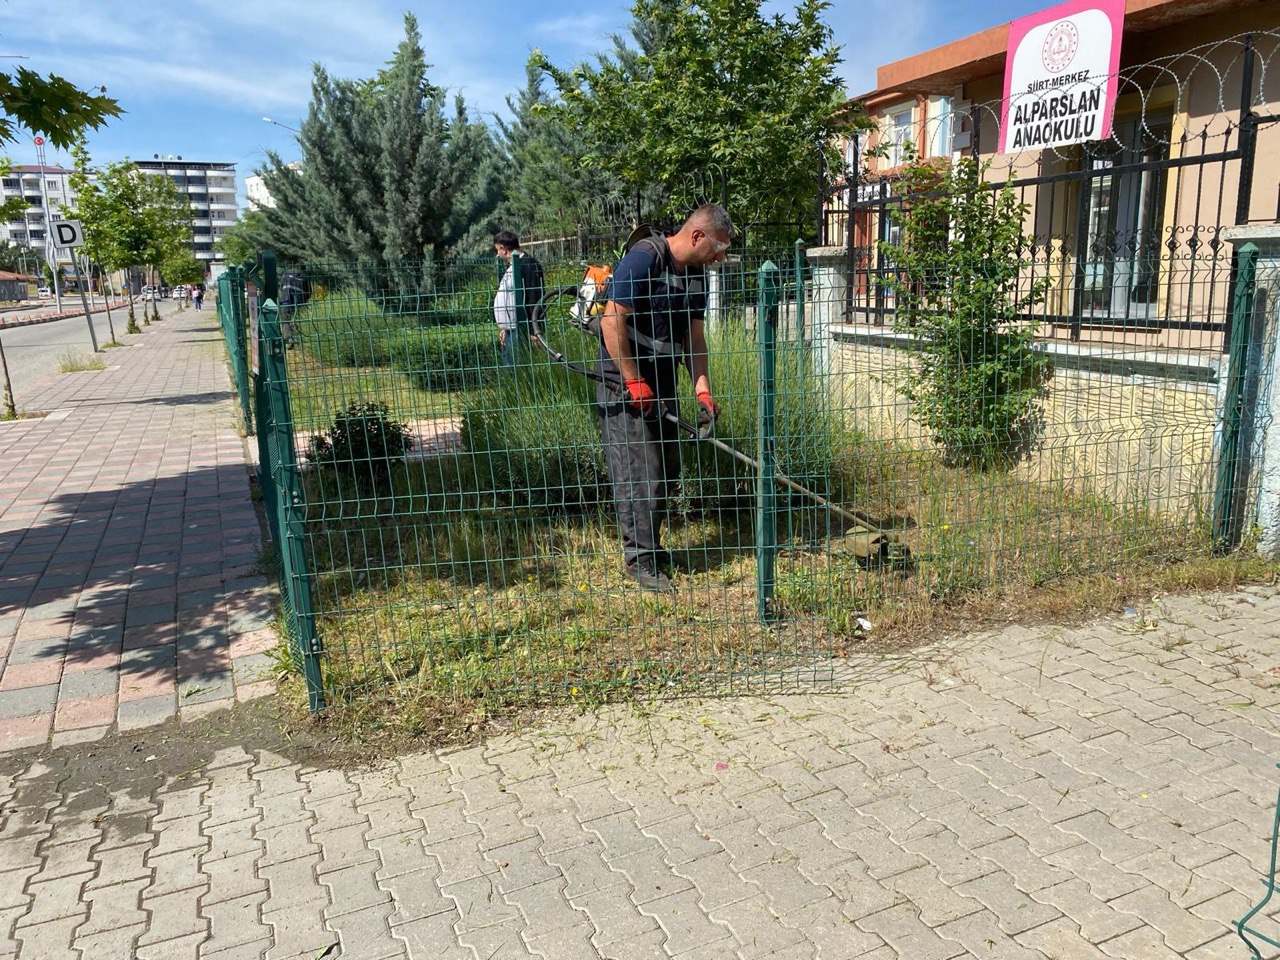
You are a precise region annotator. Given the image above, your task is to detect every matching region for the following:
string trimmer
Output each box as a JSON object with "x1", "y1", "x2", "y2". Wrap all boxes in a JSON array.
[{"x1": 527, "y1": 285, "x2": 909, "y2": 565}]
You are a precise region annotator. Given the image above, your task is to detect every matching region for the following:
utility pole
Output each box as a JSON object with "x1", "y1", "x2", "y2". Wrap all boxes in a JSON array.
[{"x1": 34, "y1": 136, "x2": 63, "y2": 314}]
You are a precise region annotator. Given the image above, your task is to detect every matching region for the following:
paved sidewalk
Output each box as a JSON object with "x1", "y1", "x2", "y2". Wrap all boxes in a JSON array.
[
  {"x1": 1, "y1": 588, "x2": 1278, "y2": 959},
  {"x1": 0, "y1": 304, "x2": 275, "y2": 751}
]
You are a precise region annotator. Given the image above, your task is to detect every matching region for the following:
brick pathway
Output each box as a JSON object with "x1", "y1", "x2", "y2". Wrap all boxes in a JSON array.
[
  {"x1": 0, "y1": 304, "x2": 275, "y2": 751},
  {"x1": 1, "y1": 588, "x2": 1278, "y2": 958}
]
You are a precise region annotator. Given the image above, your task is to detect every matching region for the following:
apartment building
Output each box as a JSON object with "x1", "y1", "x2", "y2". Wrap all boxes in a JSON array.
[
  {"x1": 0, "y1": 164, "x2": 76, "y2": 273},
  {"x1": 135, "y1": 157, "x2": 239, "y2": 268}
]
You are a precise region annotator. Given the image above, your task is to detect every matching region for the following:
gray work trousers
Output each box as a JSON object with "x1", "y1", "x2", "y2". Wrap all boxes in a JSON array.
[{"x1": 597, "y1": 379, "x2": 681, "y2": 569}]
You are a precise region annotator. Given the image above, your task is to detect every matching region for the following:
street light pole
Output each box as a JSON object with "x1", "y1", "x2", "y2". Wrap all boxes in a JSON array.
[{"x1": 261, "y1": 117, "x2": 300, "y2": 134}]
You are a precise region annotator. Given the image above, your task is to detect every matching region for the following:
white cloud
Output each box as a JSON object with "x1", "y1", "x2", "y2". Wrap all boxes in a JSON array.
[
  {"x1": 94, "y1": 56, "x2": 314, "y2": 110},
  {"x1": 0, "y1": 0, "x2": 162, "y2": 52},
  {"x1": 188, "y1": 0, "x2": 405, "y2": 59},
  {"x1": 533, "y1": 12, "x2": 619, "y2": 48}
]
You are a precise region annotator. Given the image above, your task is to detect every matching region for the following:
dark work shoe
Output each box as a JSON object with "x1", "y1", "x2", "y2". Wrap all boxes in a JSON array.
[{"x1": 627, "y1": 560, "x2": 676, "y2": 594}]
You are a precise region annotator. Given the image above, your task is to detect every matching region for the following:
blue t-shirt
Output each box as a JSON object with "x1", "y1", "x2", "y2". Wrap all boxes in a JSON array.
[{"x1": 601, "y1": 237, "x2": 707, "y2": 396}]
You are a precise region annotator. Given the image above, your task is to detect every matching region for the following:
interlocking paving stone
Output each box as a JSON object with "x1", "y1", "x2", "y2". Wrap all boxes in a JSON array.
[
  {"x1": 0, "y1": 305, "x2": 280, "y2": 751},
  {"x1": 0, "y1": 589, "x2": 1277, "y2": 957}
]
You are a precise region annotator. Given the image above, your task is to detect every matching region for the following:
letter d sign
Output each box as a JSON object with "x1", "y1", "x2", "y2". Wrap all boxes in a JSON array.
[{"x1": 53, "y1": 220, "x2": 85, "y2": 249}]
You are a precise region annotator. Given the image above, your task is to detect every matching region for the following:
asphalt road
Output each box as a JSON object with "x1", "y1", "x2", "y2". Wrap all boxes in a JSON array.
[{"x1": 0, "y1": 301, "x2": 148, "y2": 410}]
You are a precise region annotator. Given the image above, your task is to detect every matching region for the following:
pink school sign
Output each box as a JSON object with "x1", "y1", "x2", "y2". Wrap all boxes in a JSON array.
[{"x1": 999, "y1": 0, "x2": 1126, "y2": 154}]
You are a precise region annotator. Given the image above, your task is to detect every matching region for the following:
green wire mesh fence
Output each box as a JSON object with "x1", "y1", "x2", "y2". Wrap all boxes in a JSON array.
[
  {"x1": 215, "y1": 267, "x2": 253, "y2": 434},
  {"x1": 1238, "y1": 764, "x2": 1280, "y2": 958},
  {"x1": 212, "y1": 232, "x2": 1260, "y2": 713}
]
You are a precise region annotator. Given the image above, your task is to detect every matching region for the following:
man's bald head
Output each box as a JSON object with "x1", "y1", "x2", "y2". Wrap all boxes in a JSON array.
[
  {"x1": 684, "y1": 204, "x2": 734, "y2": 239},
  {"x1": 671, "y1": 203, "x2": 734, "y2": 267}
]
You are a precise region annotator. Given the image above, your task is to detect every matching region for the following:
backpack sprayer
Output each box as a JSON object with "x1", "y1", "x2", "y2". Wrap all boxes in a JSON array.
[{"x1": 524, "y1": 234, "x2": 909, "y2": 565}]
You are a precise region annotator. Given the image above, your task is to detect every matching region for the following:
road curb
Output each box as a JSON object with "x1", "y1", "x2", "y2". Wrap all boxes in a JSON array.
[{"x1": 0, "y1": 300, "x2": 130, "y2": 331}]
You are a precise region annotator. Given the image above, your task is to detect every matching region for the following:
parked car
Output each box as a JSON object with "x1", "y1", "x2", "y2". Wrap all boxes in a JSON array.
[{"x1": 36, "y1": 286, "x2": 52, "y2": 299}]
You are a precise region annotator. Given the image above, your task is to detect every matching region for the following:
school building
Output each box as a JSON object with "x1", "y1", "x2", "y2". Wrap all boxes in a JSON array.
[{"x1": 828, "y1": 0, "x2": 1280, "y2": 351}]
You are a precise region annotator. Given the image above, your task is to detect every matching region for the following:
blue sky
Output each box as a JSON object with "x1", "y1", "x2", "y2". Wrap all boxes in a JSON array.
[{"x1": 9, "y1": 0, "x2": 1050, "y2": 200}]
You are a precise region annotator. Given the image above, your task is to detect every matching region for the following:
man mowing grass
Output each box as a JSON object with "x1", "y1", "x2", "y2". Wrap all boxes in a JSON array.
[{"x1": 596, "y1": 204, "x2": 732, "y2": 593}]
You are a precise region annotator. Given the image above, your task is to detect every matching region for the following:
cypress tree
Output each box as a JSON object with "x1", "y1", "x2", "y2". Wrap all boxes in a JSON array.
[{"x1": 254, "y1": 14, "x2": 502, "y2": 282}]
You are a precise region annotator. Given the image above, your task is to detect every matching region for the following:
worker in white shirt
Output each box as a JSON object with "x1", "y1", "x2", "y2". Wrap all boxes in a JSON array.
[{"x1": 492, "y1": 230, "x2": 545, "y2": 368}]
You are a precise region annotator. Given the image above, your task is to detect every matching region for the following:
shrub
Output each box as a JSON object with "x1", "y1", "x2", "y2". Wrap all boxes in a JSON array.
[
  {"x1": 388, "y1": 324, "x2": 501, "y2": 392},
  {"x1": 306, "y1": 401, "x2": 415, "y2": 496},
  {"x1": 880, "y1": 154, "x2": 1053, "y2": 469}
]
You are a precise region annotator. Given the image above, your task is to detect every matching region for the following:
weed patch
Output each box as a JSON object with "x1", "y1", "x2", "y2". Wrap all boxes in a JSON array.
[{"x1": 58, "y1": 351, "x2": 105, "y2": 373}]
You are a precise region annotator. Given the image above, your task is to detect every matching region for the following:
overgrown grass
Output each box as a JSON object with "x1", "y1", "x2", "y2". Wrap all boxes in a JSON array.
[
  {"x1": 289, "y1": 351, "x2": 1258, "y2": 739},
  {"x1": 263, "y1": 265, "x2": 1278, "y2": 744},
  {"x1": 295, "y1": 290, "x2": 404, "y2": 367},
  {"x1": 456, "y1": 320, "x2": 859, "y2": 514},
  {"x1": 58, "y1": 351, "x2": 105, "y2": 373},
  {"x1": 282, "y1": 465, "x2": 1277, "y2": 742}
]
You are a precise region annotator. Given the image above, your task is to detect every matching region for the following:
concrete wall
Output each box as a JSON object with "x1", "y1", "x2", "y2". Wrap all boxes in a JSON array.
[{"x1": 830, "y1": 337, "x2": 1217, "y2": 519}]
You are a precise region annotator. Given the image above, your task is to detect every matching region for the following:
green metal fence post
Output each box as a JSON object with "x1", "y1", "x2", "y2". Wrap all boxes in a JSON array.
[
  {"x1": 229, "y1": 266, "x2": 253, "y2": 433},
  {"x1": 217, "y1": 266, "x2": 253, "y2": 434},
  {"x1": 793, "y1": 239, "x2": 806, "y2": 350},
  {"x1": 262, "y1": 249, "x2": 279, "y2": 303},
  {"x1": 756, "y1": 260, "x2": 781, "y2": 622},
  {"x1": 250, "y1": 274, "x2": 279, "y2": 546},
  {"x1": 259, "y1": 298, "x2": 325, "y2": 712},
  {"x1": 1213, "y1": 242, "x2": 1259, "y2": 552}
]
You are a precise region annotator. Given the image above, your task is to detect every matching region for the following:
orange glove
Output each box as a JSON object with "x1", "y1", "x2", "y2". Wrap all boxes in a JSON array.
[
  {"x1": 696, "y1": 389, "x2": 720, "y2": 439},
  {"x1": 625, "y1": 378, "x2": 658, "y2": 417}
]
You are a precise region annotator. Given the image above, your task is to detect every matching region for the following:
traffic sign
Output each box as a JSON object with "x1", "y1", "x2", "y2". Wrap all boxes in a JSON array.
[{"x1": 53, "y1": 220, "x2": 85, "y2": 249}]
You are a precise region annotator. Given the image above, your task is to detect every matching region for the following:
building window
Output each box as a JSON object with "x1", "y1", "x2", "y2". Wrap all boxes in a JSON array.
[
  {"x1": 2, "y1": 179, "x2": 17, "y2": 189},
  {"x1": 46, "y1": 179, "x2": 59, "y2": 190},
  {"x1": 930, "y1": 97, "x2": 953, "y2": 158},
  {"x1": 887, "y1": 107, "x2": 913, "y2": 167}
]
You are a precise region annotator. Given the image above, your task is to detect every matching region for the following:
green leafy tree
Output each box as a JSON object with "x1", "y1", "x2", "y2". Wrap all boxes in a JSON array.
[
  {"x1": 215, "y1": 209, "x2": 267, "y2": 265},
  {"x1": 0, "y1": 160, "x2": 27, "y2": 223},
  {"x1": 0, "y1": 63, "x2": 120, "y2": 286},
  {"x1": 481, "y1": 3, "x2": 681, "y2": 243},
  {"x1": 879, "y1": 155, "x2": 1053, "y2": 469},
  {"x1": 141, "y1": 174, "x2": 193, "y2": 283},
  {"x1": 162, "y1": 251, "x2": 203, "y2": 286},
  {"x1": 253, "y1": 14, "x2": 503, "y2": 273},
  {"x1": 67, "y1": 140, "x2": 194, "y2": 332},
  {"x1": 472, "y1": 63, "x2": 626, "y2": 247},
  {"x1": 1, "y1": 69, "x2": 119, "y2": 149},
  {"x1": 535, "y1": 0, "x2": 852, "y2": 228},
  {"x1": 0, "y1": 237, "x2": 37, "y2": 274}
]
